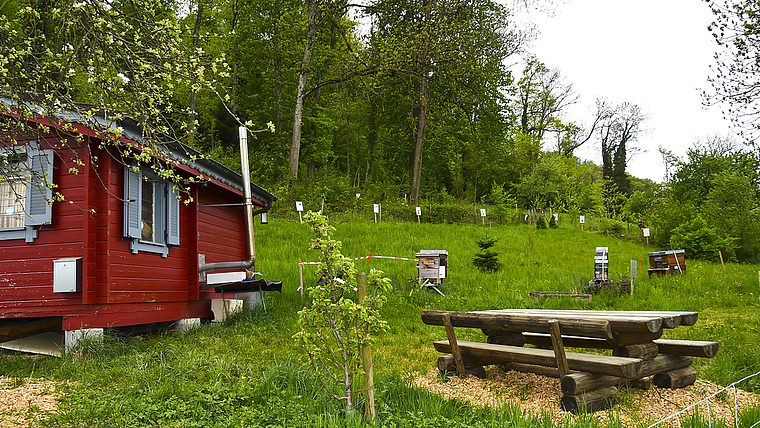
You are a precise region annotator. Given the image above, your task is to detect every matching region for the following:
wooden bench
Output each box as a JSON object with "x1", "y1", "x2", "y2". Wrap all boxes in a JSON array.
[{"x1": 422, "y1": 309, "x2": 718, "y2": 414}]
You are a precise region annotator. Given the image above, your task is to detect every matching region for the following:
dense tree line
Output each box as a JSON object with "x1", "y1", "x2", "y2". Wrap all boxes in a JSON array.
[{"x1": 1, "y1": 0, "x2": 758, "y2": 261}]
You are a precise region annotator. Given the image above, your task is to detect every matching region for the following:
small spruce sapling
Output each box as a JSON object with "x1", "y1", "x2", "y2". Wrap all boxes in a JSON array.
[
  {"x1": 536, "y1": 215, "x2": 548, "y2": 229},
  {"x1": 549, "y1": 214, "x2": 558, "y2": 229},
  {"x1": 294, "y1": 211, "x2": 391, "y2": 415},
  {"x1": 473, "y1": 237, "x2": 501, "y2": 273}
]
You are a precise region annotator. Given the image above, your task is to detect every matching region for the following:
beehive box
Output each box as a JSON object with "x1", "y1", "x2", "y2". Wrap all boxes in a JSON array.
[
  {"x1": 648, "y1": 250, "x2": 686, "y2": 276},
  {"x1": 417, "y1": 250, "x2": 448, "y2": 282}
]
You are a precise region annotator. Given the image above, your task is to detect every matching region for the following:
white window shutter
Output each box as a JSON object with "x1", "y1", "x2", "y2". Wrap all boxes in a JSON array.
[
  {"x1": 26, "y1": 150, "x2": 54, "y2": 226},
  {"x1": 123, "y1": 166, "x2": 142, "y2": 238},
  {"x1": 166, "y1": 184, "x2": 180, "y2": 246}
]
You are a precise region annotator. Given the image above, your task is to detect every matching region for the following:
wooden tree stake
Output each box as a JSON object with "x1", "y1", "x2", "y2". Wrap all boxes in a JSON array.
[
  {"x1": 357, "y1": 272, "x2": 375, "y2": 421},
  {"x1": 719, "y1": 250, "x2": 726, "y2": 273},
  {"x1": 442, "y1": 313, "x2": 466, "y2": 377},
  {"x1": 549, "y1": 319, "x2": 569, "y2": 378}
]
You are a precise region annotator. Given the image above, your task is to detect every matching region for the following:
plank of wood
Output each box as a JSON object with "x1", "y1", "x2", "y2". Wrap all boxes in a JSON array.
[
  {"x1": 422, "y1": 310, "x2": 614, "y2": 341},
  {"x1": 523, "y1": 332, "x2": 614, "y2": 350},
  {"x1": 485, "y1": 333, "x2": 525, "y2": 346},
  {"x1": 482, "y1": 309, "x2": 663, "y2": 334},
  {"x1": 437, "y1": 354, "x2": 501, "y2": 372},
  {"x1": 433, "y1": 340, "x2": 642, "y2": 378},
  {"x1": 612, "y1": 330, "x2": 664, "y2": 347},
  {"x1": 560, "y1": 354, "x2": 693, "y2": 395},
  {"x1": 501, "y1": 362, "x2": 567, "y2": 378},
  {"x1": 549, "y1": 319, "x2": 569, "y2": 378},
  {"x1": 442, "y1": 313, "x2": 466, "y2": 377},
  {"x1": 486, "y1": 309, "x2": 698, "y2": 327},
  {"x1": 654, "y1": 339, "x2": 719, "y2": 358},
  {"x1": 613, "y1": 341, "x2": 659, "y2": 360}
]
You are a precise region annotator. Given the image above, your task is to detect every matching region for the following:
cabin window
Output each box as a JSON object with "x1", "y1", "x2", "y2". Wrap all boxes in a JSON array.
[
  {"x1": 123, "y1": 165, "x2": 180, "y2": 257},
  {"x1": 0, "y1": 144, "x2": 54, "y2": 243}
]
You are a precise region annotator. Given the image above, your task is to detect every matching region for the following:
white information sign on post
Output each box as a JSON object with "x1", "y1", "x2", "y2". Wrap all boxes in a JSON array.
[
  {"x1": 373, "y1": 204, "x2": 380, "y2": 214},
  {"x1": 295, "y1": 201, "x2": 304, "y2": 222},
  {"x1": 579, "y1": 215, "x2": 585, "y2": 224},
  {"x1": 480, "y1": 209, "x2": 486, "y2": 217},
  {"x1": 642, "y1": 228, "x2": 650, "y2": 237},
  {"x1": 415, "y1": 206, "x2": 421, "y2": 223}
]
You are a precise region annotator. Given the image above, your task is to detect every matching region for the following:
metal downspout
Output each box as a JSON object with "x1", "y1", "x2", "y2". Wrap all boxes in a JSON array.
[{"x1": 198, "y1": 126, "x2": 264, "y2": 276}]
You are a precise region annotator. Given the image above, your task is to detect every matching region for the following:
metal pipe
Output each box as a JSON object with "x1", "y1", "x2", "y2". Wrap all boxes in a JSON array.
[{"x1": 199, "y1": 126, "x2": 263, "y2": 275}]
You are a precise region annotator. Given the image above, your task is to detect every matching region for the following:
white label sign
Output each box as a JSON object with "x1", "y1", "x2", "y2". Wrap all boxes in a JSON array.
[
  {"x1": 295, "y1": 201, "x2": 304, "y2": 212},
  {"x1": 554, "y1": 213, "x2": 558, "y2": 221},
  {"x1": 355, "y1": 193, "x2": 361, "y2": 199},
  {"x1": 480, "y1": 209, "x2": 487, "y2": 217},
  {"x1": 373, "y1": 204, "x2": 380, "y2": 214},
  {"x1": 579, "y1": 215, "x2": 585, "y2": 224},
  {"x1": 415, "y1": 206, "x2": 422, "y2": 216},
  {"x1": 643, "y1": 228, "x2": 651, "y2": 237}
]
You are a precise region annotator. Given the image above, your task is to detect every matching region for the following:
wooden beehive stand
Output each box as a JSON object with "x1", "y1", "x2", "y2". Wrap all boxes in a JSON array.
[{"x1": 422, "y1": 309, "x2": 719, "y2": 414}]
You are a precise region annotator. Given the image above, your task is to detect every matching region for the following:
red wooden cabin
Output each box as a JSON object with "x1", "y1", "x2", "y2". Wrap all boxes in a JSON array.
[{"x1": 0, "y1": 105, "x2": 276, "y2": 350}]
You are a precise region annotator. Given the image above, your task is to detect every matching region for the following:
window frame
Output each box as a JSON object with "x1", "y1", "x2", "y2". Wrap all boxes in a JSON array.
[
  {"x1": 123, "y1": 164, "x2": 180, "y2": 257},
  {"x1": 0, "y1": 143, "x2": 54, "y2": 243}
]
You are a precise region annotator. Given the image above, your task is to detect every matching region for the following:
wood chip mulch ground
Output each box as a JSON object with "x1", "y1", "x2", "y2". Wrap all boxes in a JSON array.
[
  {"x1": 0, "y1": 376, "x2": 61, "y2": 428},
  {"x1": 414, "y1": 367, "x2": 760, "y2": 427}
]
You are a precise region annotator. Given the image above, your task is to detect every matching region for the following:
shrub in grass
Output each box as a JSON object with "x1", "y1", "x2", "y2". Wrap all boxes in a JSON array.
[
  {"x1": 295, "y1": 211, "x2": 392, "y2": 415},
  {"x1": 536, "y1": 215, "x2": 547, "y2": 229},
  {"x1": 549, "y1": 214, "x2": 558, "y2": 228},
  {"x1": 473, "y1": 238, "x2": 501, "y2": 273}
]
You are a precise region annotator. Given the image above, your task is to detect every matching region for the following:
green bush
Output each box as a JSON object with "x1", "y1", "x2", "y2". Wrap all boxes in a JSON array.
[
  {"x1": 669, "y1": 215, "x2": 738, "y2": 260},
  {"x1": 536, "y1": 215, "x2": 547, "y2": 229}
]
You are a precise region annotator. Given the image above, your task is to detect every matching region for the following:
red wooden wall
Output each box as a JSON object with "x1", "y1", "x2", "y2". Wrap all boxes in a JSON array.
[{"x1": 0, "y1": 131, "x2": 253, "y2": 330}]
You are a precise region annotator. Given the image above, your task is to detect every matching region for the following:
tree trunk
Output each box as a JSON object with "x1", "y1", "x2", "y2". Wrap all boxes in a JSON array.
[
  {"x1": 289, "y1": 0, "x2": 320, "y2": 181},
  {"x1": 411, "y1": 63, "x2": 429, "y2": 205},
  {"x1": 274, "y1": 22, "x2": 284, "y2": 170}
]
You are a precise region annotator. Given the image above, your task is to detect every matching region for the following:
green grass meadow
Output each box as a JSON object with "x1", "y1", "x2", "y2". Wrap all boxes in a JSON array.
[{"x1": 2, "y1": 215, "x2": 760, "y2": 427}]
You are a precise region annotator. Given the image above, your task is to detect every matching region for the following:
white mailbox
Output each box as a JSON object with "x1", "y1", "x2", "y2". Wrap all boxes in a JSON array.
[{"x1": 54, "y1": 257, "x2": 82, "y2": 293}]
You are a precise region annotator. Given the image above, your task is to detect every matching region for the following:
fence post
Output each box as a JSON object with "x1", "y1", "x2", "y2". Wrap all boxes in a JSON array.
[{"x1": 357, "y1": 272, "x2": 375, "y2": 421}]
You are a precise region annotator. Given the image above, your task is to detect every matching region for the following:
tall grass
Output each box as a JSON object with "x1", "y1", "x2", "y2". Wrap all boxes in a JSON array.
[{"x1": 1, "y1": 215, "x2": 759, "y2": 427}]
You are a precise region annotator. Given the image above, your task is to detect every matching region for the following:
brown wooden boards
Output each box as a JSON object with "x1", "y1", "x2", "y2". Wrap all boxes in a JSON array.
[
  {"x1": 433, "y1": 340, "x2": 643, "y2": 378},
  {"x1": 561, "y1": 386, "x2": 619, "y2": 414},
  {"x1": 560, "y1": 354, "x2": 693, "y2": 395},
  {"x1": 654, "y1": 339, "x2": 719, "y2": 358},
  {"x1": 522, "y1": 332, "x2": 614, "y2": 350},
  {"x1": 484, "y1": 309, "x2": 698, "y2": 327},
  {"x1": 481, "y1": 309, "x2": 664, "y2": 333},
  {"x1": 422, "y1": 310, "x2": 614, "y2": 341}
]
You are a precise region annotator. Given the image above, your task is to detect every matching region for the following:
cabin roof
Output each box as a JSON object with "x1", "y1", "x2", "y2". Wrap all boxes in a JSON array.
[{"x1": 0, "y1": 96, "x2": 276, "y2": 206}]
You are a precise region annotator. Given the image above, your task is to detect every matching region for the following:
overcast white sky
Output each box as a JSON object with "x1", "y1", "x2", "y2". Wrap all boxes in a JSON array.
[{"x1": 519, "y1": 0, "x2": 734, "y2": 182}]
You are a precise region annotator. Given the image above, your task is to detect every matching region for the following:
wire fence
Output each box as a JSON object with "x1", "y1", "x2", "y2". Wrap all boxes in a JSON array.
[{"x1": 646, "y1": 371, "x2": 760, "y2": 428}]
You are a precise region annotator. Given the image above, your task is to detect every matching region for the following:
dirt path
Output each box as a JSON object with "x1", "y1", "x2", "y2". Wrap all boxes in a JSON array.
[
  {"x1": 0, "y1": 377, "x2": 61, "y2": 428},
  {"x1": 415, "y1": 367, "x2": 759, "y2": 427}
]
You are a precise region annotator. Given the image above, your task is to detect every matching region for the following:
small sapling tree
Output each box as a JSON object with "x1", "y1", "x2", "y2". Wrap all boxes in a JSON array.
[
  {"x1": 295, "y1": 211, "x2": 391, "y2": 415},
  {"x1": 473, "y1": 237, "x2": 501, "y2": 273},
  {"x1": 536, "y1": 215, "x2": 548, "y2": 229}
]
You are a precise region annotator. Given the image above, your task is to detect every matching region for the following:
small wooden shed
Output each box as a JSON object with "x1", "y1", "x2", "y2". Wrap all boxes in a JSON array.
[{"x1": 0, "y1": 102, "x2": 276, "y2": 349}]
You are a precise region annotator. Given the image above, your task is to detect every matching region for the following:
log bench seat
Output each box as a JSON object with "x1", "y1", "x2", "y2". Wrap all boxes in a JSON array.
[{"x1": 422, "y1": 309, "x2": 718, "y2": 414}]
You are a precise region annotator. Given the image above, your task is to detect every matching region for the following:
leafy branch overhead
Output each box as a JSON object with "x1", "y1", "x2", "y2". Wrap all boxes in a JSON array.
[{"x1": 294, "y1": 211, "x2": 391, "y2": 414}]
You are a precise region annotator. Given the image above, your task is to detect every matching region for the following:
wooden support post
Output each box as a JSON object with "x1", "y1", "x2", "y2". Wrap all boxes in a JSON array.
[
  {"x1": 613, "y1": 341, "x2": 659, "y2": 360},
  {"x1": 549, "y1": 319, "x2": 569, "y2": 378},
  {"x1": 561, "y1": 386, "x2": 619, "y2": 414},
  {"x1": 298, "y1": 260, "x2": 304, "y2": 298},
  {"x1": 653, "y1": 367, "x2": 697, "y2": 389},
  {"x1": 719, "y1": 250, "x2": 726, "y2": 273},
  {"x1": 442, "y1": 313, "x2": 466, "y2": 378},
  {"x1": 357, "y1": 273, "x2": 375, "y2": 421}
]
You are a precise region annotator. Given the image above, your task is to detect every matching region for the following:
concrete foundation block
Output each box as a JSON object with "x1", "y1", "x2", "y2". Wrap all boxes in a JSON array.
[
  {"x1": 211, "y1": 299, "x2": 243, "y2": 322},
  {"x1": 64, "y1": 328, "x2": 104, "y2": 352}
]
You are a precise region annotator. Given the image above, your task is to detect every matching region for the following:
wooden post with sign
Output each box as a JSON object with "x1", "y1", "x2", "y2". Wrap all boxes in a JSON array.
[
  {"x1": 416, "y1": 206, "x2": 421, "y2": 223},
  {"x1": 480, "y1": 208, "x2": 486, "y2": 226},
  {"x1": 373, "y1": 204, "x2": 379, "y2": 223},
  {"x1": 295, "y1": 201, "x2": 304, "y2": 222},
  {"x1": 580, "y1": 215, "x2": 585, "y2": 231}
]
